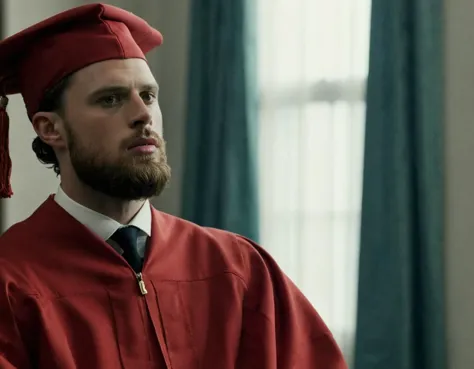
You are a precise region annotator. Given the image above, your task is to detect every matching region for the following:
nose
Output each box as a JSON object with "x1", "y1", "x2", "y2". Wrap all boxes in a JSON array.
[{"x1": 128, "y1": 92, "x2": 153, "y2": 129}]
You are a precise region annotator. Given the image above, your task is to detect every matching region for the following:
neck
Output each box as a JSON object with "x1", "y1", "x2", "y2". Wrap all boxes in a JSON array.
[{"x1": 60, "y1": 179, "x2": 146, "y2": 225}]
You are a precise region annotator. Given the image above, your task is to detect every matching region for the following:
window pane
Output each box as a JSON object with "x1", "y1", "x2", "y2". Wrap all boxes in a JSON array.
[
  {"x1": 257, "y1": 0, "x2": 372, "y2": 88},
  {"x1": 256, "y1": 0, "x2": 371, "y2": 361}
]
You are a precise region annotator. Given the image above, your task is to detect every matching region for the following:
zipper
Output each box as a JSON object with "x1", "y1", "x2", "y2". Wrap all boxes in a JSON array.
[
  {"x1": 135, "y1": 273, "x2": 171, "y2": 368},
  {"x1": 136, "y1": 272, "x2": 148, "y2": 295}
]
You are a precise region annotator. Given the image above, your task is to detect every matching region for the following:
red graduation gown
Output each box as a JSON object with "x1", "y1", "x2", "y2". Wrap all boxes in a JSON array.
[{"x1": 0, "y1": 196, "x2": 347, "y2": 369}]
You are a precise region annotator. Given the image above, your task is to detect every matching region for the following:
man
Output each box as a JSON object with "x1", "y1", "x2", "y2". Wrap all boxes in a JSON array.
[{"x1": 0, "y1": 3, "x2": 347, "y2": 369}]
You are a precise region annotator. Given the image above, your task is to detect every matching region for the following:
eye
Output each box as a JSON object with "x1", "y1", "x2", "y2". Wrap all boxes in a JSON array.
[
  {"x1": 98, "y1": 94, "x2": 122, "y2": 107},
  {"x1": 141, "y1": 91, "x2": 157, "y2": 104}
]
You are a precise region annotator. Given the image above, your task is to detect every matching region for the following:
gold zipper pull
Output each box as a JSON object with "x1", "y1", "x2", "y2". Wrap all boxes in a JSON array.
[{"x1": 136, "y1": 273, "x2": 148, "y2": 295}]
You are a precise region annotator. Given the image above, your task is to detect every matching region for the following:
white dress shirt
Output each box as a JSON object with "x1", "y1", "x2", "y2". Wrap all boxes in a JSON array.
[{"x1": 54, "y1": 186, "x2": 151, "y2": 258}]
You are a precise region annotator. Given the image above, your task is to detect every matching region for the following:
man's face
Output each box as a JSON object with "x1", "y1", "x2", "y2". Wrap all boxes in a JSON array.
[{"x1": 60, "y1": 58, "x2": 171, "y2": 200}]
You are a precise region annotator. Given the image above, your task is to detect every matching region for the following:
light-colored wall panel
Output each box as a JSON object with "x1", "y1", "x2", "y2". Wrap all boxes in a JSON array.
[
  {"x1": 444, "y1": 0, "x2": 474, "y2": 367},
  {"x1": 149, "y1": 0, "x2": 190, "y2": 216}
]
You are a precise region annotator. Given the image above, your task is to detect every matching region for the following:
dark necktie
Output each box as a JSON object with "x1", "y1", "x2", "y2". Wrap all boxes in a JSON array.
[{"x1": 110, "y1": 226, "x2": 142, "y2": 272}]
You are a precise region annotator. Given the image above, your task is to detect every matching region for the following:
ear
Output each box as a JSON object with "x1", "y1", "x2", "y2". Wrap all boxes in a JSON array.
[{"x1": 31, "y1": 112, "x2": 67, "y2": 149}]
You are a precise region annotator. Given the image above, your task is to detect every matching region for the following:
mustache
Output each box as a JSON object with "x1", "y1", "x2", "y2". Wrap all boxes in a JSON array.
[{"x1": 124, "y1": 131, "x2": 165, "y2": 149}]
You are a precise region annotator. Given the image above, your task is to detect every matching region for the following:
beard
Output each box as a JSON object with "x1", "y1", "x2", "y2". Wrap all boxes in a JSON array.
[{"x1": 66, "y1": 126, "x2": 171, "y2": 201}]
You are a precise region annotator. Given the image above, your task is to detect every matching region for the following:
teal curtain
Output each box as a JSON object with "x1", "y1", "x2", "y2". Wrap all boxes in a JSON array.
[
  {"x1": 354, "y1": 1, "x2": 445, "y2": 369},
  {"x1": 181, "y1": 1, "x2": 259, "y2": 241}
]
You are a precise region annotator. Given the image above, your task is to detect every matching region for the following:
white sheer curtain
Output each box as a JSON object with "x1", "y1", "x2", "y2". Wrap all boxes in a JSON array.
[{"x1": 256, "y1": 0, "x2": 371, "y2": 362}]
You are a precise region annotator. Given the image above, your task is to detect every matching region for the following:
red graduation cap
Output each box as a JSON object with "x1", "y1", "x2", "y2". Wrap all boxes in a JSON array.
[{"x1": 0, "y1": 3, "x2": 163, "y2": 198}]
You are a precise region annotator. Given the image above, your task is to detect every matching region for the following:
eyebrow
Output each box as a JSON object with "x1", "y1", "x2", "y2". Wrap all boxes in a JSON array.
[{"x1": 87, "y1": 83, "x2": 159, "y2": 101}]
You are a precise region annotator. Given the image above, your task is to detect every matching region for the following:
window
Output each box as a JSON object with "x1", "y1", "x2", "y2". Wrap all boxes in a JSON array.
[{"x1": 256, "y1": 0, "x2": 371, "y2": 362}]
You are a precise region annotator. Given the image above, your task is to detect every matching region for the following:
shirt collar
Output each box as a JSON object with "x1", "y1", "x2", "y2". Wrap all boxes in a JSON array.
[{"x1": 54, "y1": 186, "x2": 152, "y2": 241}]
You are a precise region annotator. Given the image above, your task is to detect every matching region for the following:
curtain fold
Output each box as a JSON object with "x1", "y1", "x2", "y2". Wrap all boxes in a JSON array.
[
  {"x1": 181, "y1": 0, "x2": 259, "y2": 241},
  {"x1": 354, "y1": 1, "x2": 446, "y2": 368}
]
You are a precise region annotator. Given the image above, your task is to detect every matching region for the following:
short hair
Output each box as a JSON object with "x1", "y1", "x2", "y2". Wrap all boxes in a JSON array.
[{"x1": 31, "y1": 75, "x2": 71, "y2": 175}]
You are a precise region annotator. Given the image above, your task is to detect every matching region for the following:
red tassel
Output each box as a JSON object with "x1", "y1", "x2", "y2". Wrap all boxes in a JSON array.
[{"x1": 0, "y1": 96, "x2": 12, "y2": 198}]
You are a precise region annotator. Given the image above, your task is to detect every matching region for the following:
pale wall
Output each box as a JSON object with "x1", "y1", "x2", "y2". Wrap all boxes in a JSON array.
[
  {"x1": 148, "y1": 0, "x2": 190, "y2": 216},
  {"x1": 1, "y1": 0, "x2": 189, "y2": 229},
  {"x1": 444, "y1": 0, "x2": 474, "y2": 367}
]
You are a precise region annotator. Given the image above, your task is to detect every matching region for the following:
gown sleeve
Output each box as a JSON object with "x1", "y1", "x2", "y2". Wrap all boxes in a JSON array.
[
  {"x1": 235, "y1": 235, "x2": 348, "y2": 369},
  {"x1": 0, "y1": 265, "x2": 32, "y2": 369}
]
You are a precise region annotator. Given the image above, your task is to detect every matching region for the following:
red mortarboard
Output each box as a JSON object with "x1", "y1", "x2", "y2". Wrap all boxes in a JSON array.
[{"x1": 0, "y1": 3, "x2": 163, "y2": 198}]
